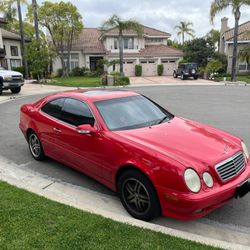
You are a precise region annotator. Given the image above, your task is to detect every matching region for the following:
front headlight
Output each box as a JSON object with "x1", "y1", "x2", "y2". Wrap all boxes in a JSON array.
[
  {"x1": 3, "y1": 75, "x2": 12, "y2": 81},
  {"x1": 203, "y1": 172, "x2": 214, "y2": 188},
  {"x1": 184, "y1": 168, "x2": 201, "y2": 193},
  {"x1": 241, "y1": 141, "x2": 249, "y2": 159}
]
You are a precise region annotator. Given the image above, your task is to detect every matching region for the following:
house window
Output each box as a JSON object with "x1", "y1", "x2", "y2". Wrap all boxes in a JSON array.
[
  {"x1": 10, "y1": 46, "x2": 18, "y2": 56},
  {"x1": 63, "y1": 53, "x2": 79, "y2": 71},
  {"x1": 114, "y1": 38, "x2": 118, "y2": 50},
  {"x1": 239, "y1": 62, "x2": 250, "y2": 71},
  {"x1": 10, "y1": 59, "x2": 21, "y2": 69},
  {"x1": 124, "y1": 38, "x2": 134, "y2": 49},
  {"x1": 145, "y1": 38, "x2": 163, "y2": 44}
]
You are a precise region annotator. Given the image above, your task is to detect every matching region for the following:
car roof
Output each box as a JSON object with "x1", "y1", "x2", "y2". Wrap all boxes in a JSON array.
[{"x1": 50, "y1": 88, "x2": 140, "y2": 102}]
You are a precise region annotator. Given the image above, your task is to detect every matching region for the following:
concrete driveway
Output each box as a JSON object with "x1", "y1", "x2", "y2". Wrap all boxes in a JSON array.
[{"x1": 129, "y1": 76, "x2": 221, "y2": 85}]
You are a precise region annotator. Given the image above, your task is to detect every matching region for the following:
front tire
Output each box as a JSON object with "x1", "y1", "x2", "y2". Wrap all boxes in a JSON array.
[
  {"x1": 11, "y1": 87, "x2": 21, "y2": 94},
  {"x1": 0, "y1": 85, "x2": 2, "y2": 95},
  {"x1": 28, "y1": 131, "x2": 45, "y2": 161},
  {"x1": 118, "y1": 169, "x2": 161, "y2": 221}
]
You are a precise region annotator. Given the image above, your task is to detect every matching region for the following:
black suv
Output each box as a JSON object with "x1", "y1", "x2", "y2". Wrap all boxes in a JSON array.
[{"x1": 173, "y1": 63, "x2": 198, "y2": 80}]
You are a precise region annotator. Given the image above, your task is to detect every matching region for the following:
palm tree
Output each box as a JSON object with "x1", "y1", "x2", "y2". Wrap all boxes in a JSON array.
[
  {"x1": 206, "y1": 29, "x2": 220, "y2": 49},
  {"x1": 32, "y1": 0, "x2": 39, "y2": 41},
  {"x1": 175, "y1": 21, "x2": 195, "y2": 44},
  {"x1": 0, "y1": 0, "x2": 28, "y2": 79},
  {"x1": 210, "y1": 0, "x2": 250, "y2": 82},
  {"x1": 101, "y1": 15, "x2": 143, "y2": 76}
]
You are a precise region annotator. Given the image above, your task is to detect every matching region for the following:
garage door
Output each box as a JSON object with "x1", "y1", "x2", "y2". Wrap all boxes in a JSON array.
[
  {"x1": 162, "y1": 60, "x2": 177, "y2": 76},
  {"x1": 124, "y1": 61, "x2": 135, "y2": 76},
  {"x1": 141, "y1": 60, "x2": 157, "y2": 76}
]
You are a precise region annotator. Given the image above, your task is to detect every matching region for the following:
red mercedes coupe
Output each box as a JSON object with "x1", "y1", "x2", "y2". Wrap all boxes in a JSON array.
[{"x1": 19, "y1": 89, "x2": 250, "y2": 221}]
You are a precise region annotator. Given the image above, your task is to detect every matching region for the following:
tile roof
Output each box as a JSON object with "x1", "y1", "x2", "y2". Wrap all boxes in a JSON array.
[
  {"x1": 1, "y1": 29, "x2": 21, "y2": 40},
  {"x1": 107, "y1": 45, "x2": 183, "y2": 57},
  {"x1": 102, "y1": 25, "x2": 171, "y2": 37},
  {"x1": 71, "y1": 28, "x2": 106, "y2": 53},
  {"x1": 140, "y1": 45, "x2": 183, "y2": 57},
  {"x1": 223, "y1": 20, "x2": 250, "y2": 41}
]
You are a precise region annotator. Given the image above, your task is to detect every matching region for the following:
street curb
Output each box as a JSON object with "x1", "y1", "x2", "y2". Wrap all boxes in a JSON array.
[{"x1": 0, "y1": 156, "x2": 249, "y2": 250}]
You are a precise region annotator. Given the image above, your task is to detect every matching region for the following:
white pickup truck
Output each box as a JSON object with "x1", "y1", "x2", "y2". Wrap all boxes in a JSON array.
[{"x1": 0, "y1": 67, "x2": 24, "y2": 95}]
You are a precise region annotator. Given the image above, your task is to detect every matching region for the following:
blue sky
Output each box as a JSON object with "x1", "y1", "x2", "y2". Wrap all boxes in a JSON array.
[{"x1": 31, "y1": 0, "x2": 250, "y2": 41}]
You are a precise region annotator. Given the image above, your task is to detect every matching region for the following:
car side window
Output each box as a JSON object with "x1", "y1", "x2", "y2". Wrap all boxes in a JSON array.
[
  {"x1": 61, "y1": 98, "x2": 95, "y2": 127},
  {"x1": 41, "y1": 98, "x2": 65, "y2": 119}
]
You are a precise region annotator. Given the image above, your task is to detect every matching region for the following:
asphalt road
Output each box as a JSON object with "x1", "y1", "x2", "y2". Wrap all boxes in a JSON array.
[{"x1": 0, "y1": 85, "x2": 250, "y2": 239}]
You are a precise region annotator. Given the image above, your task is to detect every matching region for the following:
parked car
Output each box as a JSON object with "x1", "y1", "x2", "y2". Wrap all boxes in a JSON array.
[
  {"x1": 19, "y1": 89, "x2": 250, "y2": 221},
  {"x1": 173, "y1": 63, "x2": 199, "y2": 80},
  {"x1": 0, "y1": 67, "x2": 24, "y2": 95}
]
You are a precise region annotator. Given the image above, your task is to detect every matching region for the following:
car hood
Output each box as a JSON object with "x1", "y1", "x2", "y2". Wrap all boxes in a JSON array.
[
  {"x1": 114, "y1": 117, "x2": 241, "y2": 170},
  {"x1": 0, "y1": 69, "x2": 23, "y2": 76}
]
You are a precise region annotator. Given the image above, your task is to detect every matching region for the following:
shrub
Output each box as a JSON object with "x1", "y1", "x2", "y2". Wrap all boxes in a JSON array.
[
  {"x1": 135, "y1": 65, "x2": 142, "y2": 77},
  {"x1": 157, "y1": 64, "x2": 164, "y2": 76},
  {"x1": 71, "y1": 67, "x2": 86, "y2": 76},
  {"x1": 212, "y1": 52, "x2": 228, "y2": 74},
  {"x1": 110, "y1": 71, "x2": 120, "y2": 76},
  {"x1": 205, "y1": 59, "x2": 223, "y2": 74},
  {"x1": 57, "y1": 68, "x2": 63, "y2": 77},
  {"x1": 114, "y1": 76, "x2": 130, "y2": 86},
  {"x1": 13, "y1": 66, "x2": 24, "y2": 75},
  {"x1": 84, "y1": 71, "x2": 99, "y2": 77}
]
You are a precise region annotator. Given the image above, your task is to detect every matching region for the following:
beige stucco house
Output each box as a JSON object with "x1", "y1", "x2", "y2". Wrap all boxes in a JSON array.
[
  {"x1": 52, "y1": 25, "x2": 183, "y2": 77},
  {"x1": 0, "y1": 18, "x2": 24, "y2": 71},
  {"x1": 219, "y1": 17, "x2": 250, "y2": 73}
]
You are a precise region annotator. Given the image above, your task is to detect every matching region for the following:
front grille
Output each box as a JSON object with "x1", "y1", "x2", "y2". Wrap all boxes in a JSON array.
[
  {"x1": 215, "y1": 152, "x2": 246, "y2": 182},
  {"x1": 12, "y1": 75, "x2": 22, "y2": 80}
]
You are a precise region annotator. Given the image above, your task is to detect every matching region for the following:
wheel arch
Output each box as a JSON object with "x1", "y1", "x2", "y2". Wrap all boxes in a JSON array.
[{"x1": 115, "y1": 164, "x2": 158, "y2": 196}]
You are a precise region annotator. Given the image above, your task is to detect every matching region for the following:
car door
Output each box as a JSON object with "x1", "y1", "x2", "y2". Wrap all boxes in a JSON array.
[
  {"x1": 37, "y1": 97, "x2": 67, "y2": 161},
  {"x1": 54, "y1": 97, "x2": 103, "y2": 178}
]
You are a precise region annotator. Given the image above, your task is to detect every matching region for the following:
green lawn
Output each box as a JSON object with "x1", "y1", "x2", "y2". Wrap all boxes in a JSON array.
[
  {"x1": 49, "y1": 76, "x2": 102, "y2": 87},
  {"x1": 217, "y1": 75, "x2": 250, "y2": 84},
  {"x1": 0, "y1": 181, "x2": 220, "y2": 250}
]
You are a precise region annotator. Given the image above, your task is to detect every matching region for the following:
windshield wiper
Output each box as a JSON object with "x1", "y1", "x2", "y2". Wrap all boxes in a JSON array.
[{"x1": 158, "y1": 115, "x2": 170, "y2": 124}]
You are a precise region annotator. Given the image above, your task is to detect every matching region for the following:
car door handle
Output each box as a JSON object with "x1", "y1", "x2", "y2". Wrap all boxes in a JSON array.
[{"x1": 53, "y1": 128, "x2": 61, "y2": 133}]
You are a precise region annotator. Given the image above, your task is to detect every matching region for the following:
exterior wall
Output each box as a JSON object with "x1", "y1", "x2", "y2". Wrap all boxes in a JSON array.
[
  {"x1": 2, "y1": 39, "x2": 22, "y2": 70},
  {"x1": 0, "y1": 29, "x2": 3, "y2": 49},
  {"x1": 226, "y1": 42, "x2": 250, "y2": 73}
]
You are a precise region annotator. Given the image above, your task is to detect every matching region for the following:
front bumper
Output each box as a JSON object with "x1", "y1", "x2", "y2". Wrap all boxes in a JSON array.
[
  {"x1": 157, "y1": 161, "x2": 250, "y2": 220},
  {"x1": 3, "y1": 80, "x2": 24, "y2": 89}
]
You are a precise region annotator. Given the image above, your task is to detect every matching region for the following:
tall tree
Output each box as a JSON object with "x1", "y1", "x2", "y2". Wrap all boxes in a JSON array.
[
  {"x1": 0, "y1": 0, "x2": 28, "y2": 78},
  {"x1": 183, "y1": 38, "x2": 215, "y2": 68},
  {"x1": 101, "y1": 15, "x2": 143, "y2": 76},
  {"x1": 31, "y1": 0, "x2": 39, "y2": 41},
  {"x1": 175, "y1": 21, "x2": 195, "y2": 44},
  {"x1": 36, "y1": 1, "x2": 83, "y2": 76},
  {"x1": 206, "y1": 29, "x2": 220, "y2": 49},
  {"x1": 210, "y1": 0, "x2": 250, "y2": 82}
]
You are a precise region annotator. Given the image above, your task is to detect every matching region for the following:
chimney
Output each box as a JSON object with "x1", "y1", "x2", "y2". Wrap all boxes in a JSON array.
[{"x1": 219, "y1": 17, "x2": 229, "y2": 53}]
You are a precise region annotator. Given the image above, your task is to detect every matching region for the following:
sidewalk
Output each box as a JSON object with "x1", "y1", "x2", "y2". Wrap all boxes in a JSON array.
[{"x1": 0, "y1": 81, "x2": 76, "y2": 104}]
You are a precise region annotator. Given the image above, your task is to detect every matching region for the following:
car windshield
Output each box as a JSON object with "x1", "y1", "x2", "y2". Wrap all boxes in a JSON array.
[{"x1": 95, "y1": 95, "x2": 174, "y2": 131}]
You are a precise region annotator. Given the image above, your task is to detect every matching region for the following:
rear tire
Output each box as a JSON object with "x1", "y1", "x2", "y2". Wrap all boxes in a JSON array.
[
  {"x1": 0, "y1": 85, "x2": 2, "y2": 95},
  {"x1": 194, "y1": 76, "x2": 198, "y2": 80},
  {"x1": 173, "y1": 71, "x2": 178, "y2": 78},
  {"x1": 118, "y1": 169, "x2": 161, "y2": 221},
  {"x1": 181, "y1": 73, "x2": 186, "y2": 80},
  {"x1": 28, "y1": 131, "x2": 45, "y2": 161},
  {"x1": 11, "y1": 87, "x2": 21, "y2": 94}
]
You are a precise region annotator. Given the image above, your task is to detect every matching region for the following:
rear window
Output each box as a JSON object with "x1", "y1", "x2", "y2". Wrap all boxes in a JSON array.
[{"x1": 41, "y1": 98, "x2": 65, "y2": 119}]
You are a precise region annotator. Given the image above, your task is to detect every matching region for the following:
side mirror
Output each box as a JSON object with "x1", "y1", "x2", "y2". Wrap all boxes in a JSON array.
[{"x1": 76, "y1": 124, "x2": 97, "y2": 135}]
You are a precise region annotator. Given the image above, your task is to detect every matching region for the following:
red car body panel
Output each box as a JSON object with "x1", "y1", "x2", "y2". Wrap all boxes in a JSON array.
[{"x1": 19, "y1": 89, "x2": 250, "y2": 220}]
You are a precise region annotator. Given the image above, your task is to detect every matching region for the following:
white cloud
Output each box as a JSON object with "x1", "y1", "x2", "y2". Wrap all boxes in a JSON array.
[{"x1": 32, "y1": 0, "x2": 250, "y2": 40}]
